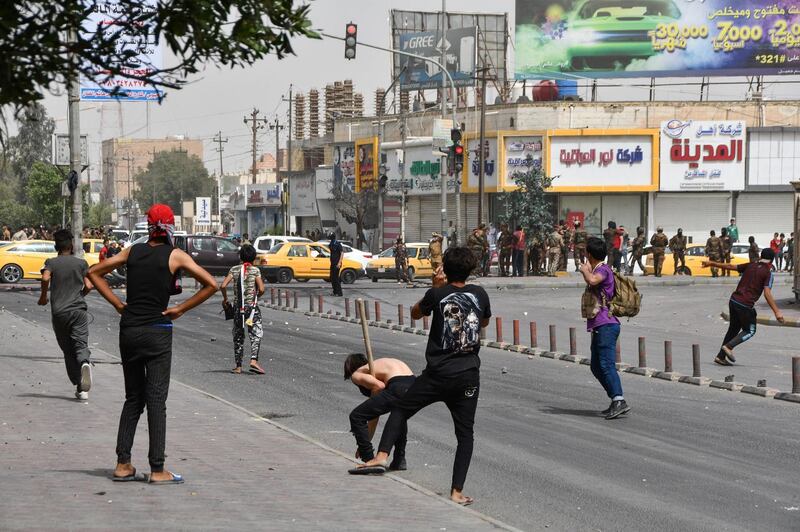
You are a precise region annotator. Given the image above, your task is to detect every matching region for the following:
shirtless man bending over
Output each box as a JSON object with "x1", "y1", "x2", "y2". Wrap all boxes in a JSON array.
[{"x1": 344, "y1": 354, "x2": 415, "y2": 472}]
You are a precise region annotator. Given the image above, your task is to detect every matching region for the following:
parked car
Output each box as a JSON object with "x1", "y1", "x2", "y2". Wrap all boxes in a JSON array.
[
  {"x1": 0, "y1": 239, "x2": 104, "y2": 283},
  {"x1": 173, "y1": 235, "x2": 240, "y2": 276},
  {"x1": 108, "y1": 229, "x2": 129, "y2": 242},
  {"x1": 643, "y1": 243, "x2": 747, "y2": 276},
  {"x1": 256, "y1": 242, "x2": 363, "y2": 284},
  {"x1": 314, "y1": 241, "x2": 373, "y2": 270},
  {"x1": 365, "y1": 243, "x2": 432, "y2": 282},
  {"x1": 564, "y1": 0, "x2": 682, "y2": 72},
  {"x1": 253, "y1": 235, "x2": 311, "y2": 253}
]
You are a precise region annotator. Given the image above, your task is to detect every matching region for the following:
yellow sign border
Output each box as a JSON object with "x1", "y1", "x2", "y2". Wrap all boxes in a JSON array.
[
  {"x1": 497, "y1": 130, "x2": 548, "y2": 192},
  {"x1": 354, "y1": 136, "x2": 379, "y2": 193}
]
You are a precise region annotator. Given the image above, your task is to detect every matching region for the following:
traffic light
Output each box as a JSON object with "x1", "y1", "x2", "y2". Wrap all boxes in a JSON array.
[
  {"x1": 344, "y1": 23, "x2": 357, "y2": 60},
  {"x1": 451, "y1": 142, "x2": 464, "y2": 173}
]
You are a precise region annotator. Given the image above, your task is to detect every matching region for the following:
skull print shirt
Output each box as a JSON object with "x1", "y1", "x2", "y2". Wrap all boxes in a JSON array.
[{"x1": 418, "y1": 284, "x2": 492, "y2": 376}]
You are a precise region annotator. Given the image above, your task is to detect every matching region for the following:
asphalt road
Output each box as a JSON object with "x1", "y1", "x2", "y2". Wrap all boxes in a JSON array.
[{"x1": 3, "y1": 287, "x2": 798, "y2": 531}]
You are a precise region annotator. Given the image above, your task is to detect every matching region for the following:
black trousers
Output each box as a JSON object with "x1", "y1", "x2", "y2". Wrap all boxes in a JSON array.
[
  {"x1": 377, "y1": 369, "x2": 479, "y2": 491},
  {"x1": 330, "y1": 265, "x2": 342, "y2": 296},
  {"x1": 722, "y1": 299, "x2": 757, "y2": 351},
  {"x1": 51, "y1": 310, "x2": 91, "y2": 387},
  {"x1": 116, "y1": 325, "x2": 172, "y2": 472},
  {"x1": 512, "y1": 249, "x2": 524, "y2": 277},
  {"x1": 349, "y1": 375, "x2": 415, "y2": 462}
]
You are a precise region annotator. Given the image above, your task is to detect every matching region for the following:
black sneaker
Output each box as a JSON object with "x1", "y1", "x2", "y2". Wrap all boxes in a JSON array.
[
  {"x1": 714, "y1": 356, "x2": 732, "y2": 366},
  {"x1": 720, "y1": 346, "x2": 736, "y2": 363},
  {"x1": 601, "y1": 401, "x2": 614, "y2": 416},
  {"x1": 605, "y1": 400, "x2": 631, "y2": 420},
  {"x1": 388, "y1": 457, "x2": 407, "y2": 471}
]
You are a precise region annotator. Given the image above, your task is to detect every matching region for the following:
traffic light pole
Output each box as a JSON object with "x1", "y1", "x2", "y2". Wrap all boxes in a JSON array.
[{"x1": 439, "y1": 1, "x2": 448, "y2": 245}]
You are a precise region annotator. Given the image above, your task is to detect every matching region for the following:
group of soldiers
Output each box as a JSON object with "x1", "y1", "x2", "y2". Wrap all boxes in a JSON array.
[{"x1": 392, "y1": 233, "x2": 446, "y2": 284}]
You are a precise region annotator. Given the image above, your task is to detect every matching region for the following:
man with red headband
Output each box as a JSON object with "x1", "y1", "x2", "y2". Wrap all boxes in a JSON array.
[{"x1": 88, "y1": 204, "x2": 218, "y2": 484}]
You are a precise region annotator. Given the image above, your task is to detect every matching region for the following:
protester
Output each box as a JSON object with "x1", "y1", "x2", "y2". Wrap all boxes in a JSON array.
[
  {"x1": 512, "y1": 225, "x2": 526, "y2": 277},
  {"x1": 345, "y1": 355, "x2": 415, "y2": 472},
  {"x1": 329, "y1": 232, "x2": 343, "y2": 296},
  {"x1": 357, "y1": 247, "x2": 490, "y2": 506},
  {"x1": 703, "y1": 248, "x2": 784, "y2": 366},
  {"x1": 786, "y1": 233, "x2": 794, "y2": 273},
  {"x1": 37, "y1": 230, "x2": 93, "y2": 401},
  {"x1": 777, "y1": 233, "x2": 786, "y2": 271},
  {"x1": 12, "y1": 227, "x2": 27, "y2": 240},
  {"x1": 770, "y1": 232, "x2": 781, "y2": 270},
  {"x1": 748, "y1": 236, "x2": 759, "y2": 263},
  {"x1": 2, "y1": 225, "x2": 10, "y2": 240},
  {"x1": 579, "y1": 237, "x2": 630, "y2": 420},
  {"x1": 99, "y1": 239, "x2": 110, "y2": 262},
  {"x1": 87, "y1": 204, "x2": 218, "y2": 484},
  {"x1": 727, "y1": 218, "x2": 739, "y2": 243},
  {"x1": 220, "y1": 244, "x2": 266, "y2": 375}
]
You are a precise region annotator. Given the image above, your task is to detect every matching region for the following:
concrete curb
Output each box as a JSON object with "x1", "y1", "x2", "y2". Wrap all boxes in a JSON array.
[{"x1": 267, "y1": 303, "x2": 799, "y2": 405}]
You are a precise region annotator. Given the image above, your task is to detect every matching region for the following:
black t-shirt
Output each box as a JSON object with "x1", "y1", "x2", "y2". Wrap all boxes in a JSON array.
[
  {"x1": 329, "y1": 240, "x2": 342, "y2": 265},
  {"x1": 418, "y1": 284, "x2": 491, "y2": 375}
]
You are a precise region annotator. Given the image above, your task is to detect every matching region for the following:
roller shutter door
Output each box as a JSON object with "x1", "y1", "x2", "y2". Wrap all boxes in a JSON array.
[
  {"x1": 736, "y1": 192, "x2": 793, "y2": 246},
  {"x1": 403, "y1": 196, "x2": 422, "y2": 243},
  {"x1": 382, "y1": 198, "x2": 401, "y2": 250},
  {"x1": 654, "y1": 193, "x2": 730, "y2": 243},
  {"x1": 601, "y1": 195, "x2": 641, "y2": 236}
]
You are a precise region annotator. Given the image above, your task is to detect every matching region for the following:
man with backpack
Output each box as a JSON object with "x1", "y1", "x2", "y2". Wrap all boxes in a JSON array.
[{"x1": 579, "y1": 237, "x2": 632, "y2": 420}]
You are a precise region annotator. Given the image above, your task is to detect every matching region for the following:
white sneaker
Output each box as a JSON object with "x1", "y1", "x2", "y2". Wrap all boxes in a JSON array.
[
  {"x1": 75, "y1": 390, "x2": 89, "y2": 401},
  {"x1": 80, "y1": 362, "x2": 92, "y2": 392}
]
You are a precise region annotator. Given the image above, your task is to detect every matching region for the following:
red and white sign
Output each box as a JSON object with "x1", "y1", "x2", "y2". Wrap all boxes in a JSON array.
[{"x1": 660, "y1": 120, "x2": 746, "y2": 191}]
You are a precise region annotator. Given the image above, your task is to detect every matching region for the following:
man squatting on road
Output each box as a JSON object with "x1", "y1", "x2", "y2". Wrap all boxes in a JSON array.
[
  {"x1": 88, "y1": 204, "x2": 218, "y2": 484},
  {"x1": 579, "y1": 237, "x2": 631, "y2": 420},
  {"x1": 38, "y1": 229, "x2": 94, "y2": 401},
  {"x1": 345, "y1": 355, "x2": 415, "y2": 472},
  {"x1": 357, "y1": 247, "x2": 491, "y2": 506},
  {"x1": 703, "y1": 247, "x2": 784, "y2": 366}
]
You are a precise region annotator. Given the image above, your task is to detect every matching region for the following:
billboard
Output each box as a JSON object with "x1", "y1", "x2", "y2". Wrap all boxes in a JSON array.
[
  {"x1": 247, "y1": 184, "x2": 281, "y2": 207},
  {"x1": 289, "y1": 174, "x2": 317, "y2": 217},
  {"x1": 354, "y1": 138, "x2": 378, "y2": 193},
  {"x1": 546, "y1": 129, "x2": 659, "y2": 191},
  {"x1": 462, "y1": 136, "x2": 499, "y2": 193},
  {"x1": 195, "y1": 197, "x2": 211, "y2": 224},
  {"x1": 499, "y1": 133, "x2": 545, "y2": 191},
  {"x1": 515, "y1": 0, "x2": 800, "y2": 79},
  {"x1": 396, "y1": 27, "x2": 477, "y2": 90},
  {"x1": 81, "y1": 0, "x2": 163, "y2": 101},
  {"x1": 660, "y1": 120, "x2": 746, "y2": 191},
  {"x1": 332, "y1": 144, "x2": 356, "y2": 192},
  {"x1": 384, "y1": 145, "x2": 456, "y2": 196}
]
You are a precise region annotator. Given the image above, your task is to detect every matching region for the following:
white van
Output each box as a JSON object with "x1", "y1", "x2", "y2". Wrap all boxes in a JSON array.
[{"x1": 252, "y1": 235, "x2": 311, "y2": 253}]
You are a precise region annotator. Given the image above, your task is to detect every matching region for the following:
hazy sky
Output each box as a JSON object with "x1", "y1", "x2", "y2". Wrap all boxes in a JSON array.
[{"x1": 34, "y1": 0, "x2": 800, "y2": 178}]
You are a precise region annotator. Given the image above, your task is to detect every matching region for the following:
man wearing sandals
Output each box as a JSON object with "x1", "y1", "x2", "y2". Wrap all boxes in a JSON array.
[
  {"x1": 88, "y1": 205, "x2": 218, "y2": 485},
  {"x1": 357, "y1": 248, "x2": 490, "y2": 506}
]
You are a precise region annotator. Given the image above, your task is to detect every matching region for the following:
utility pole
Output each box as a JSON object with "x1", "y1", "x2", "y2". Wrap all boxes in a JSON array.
[
  {"x1": 67, "y1": 26, "x2": 83, "y2": 256},
  {"x1": 213, "y1": 131, "x2": 228, "y2": 232},
  {"x1": 243, "y1": 108, "x2": 268, "y2": 184},
  {"x1": 270, "y1": 118, "x2": 285, "y2": 232},
  {"x1": 282, "y1": 85, "x2": 294, "y2": 233},
  {"x1": 121, "y1": 153, "x2": 134, "y2": 231},
  {"x1": 151, "y1": 147, "x2": 157, "y2": 206},
  {"x1": 476, "y1": 67, "x2": 491, "y2": 226},
  {"x1": 400, "y1": 115, "x2": 407, "y2": 240},
  {"x1": 439, "y1": 0, "x2": 449, "y2": 242}
]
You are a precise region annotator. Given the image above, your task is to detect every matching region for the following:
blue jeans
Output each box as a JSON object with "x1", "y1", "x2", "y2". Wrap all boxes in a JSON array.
[{"x1": 590, "y1": 323, "x2": 623, "y2": 399}]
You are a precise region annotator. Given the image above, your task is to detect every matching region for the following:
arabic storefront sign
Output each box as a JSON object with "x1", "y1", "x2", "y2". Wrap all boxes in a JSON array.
[
  {"x1": 289, "y1": 174, "x2": 317, "y2": 217},
  {"x1": 660, "y1": 120, "x2": 746, "y2": 191},
  {"x1": 355, "y1": 138, "x2": 378, "y2": 193},
  {"x1": 247, "y1": 184, "x2": 282, "y2": 207},
  {"x1": 462, "y1": 137, "x2": 498, "y2": 193},
  {"x1": 333, "y1": 144, "x2": 356, "y2": 192},
  {"x1": 515, "y1": 0, "x2": 800, "y2": 80},
  {"x1": 499, "y1": 134, "x2": 544, "y2": 190},
  {"x1": 384, "y1": 145, "x2": 454, "y2": 196},
  {"x1": 81, "y1": 0, "x2": 163, "y2": 101},
  {"x1": 546, "y1": 130, "x2": 659, "y2": 192}
]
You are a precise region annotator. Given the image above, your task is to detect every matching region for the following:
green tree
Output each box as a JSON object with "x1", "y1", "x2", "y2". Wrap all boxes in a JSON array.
[
  {"x1": 331, "y1": 185, "x2": 379, "y2": 251},
  {"x1": 25, "y1": 162, "x2": 64, "y2": 225},
  {"x1": 0, "y1": 1, "x2": 316, "y2": 111},
  {"x1": 498, "y1": 163, "x2": 557, "y2": 241},
  {"x1": 7, "y1": 104, "x2": 55, "y2": 196},
  {"x1": 134, "y1": 150, "x2": 214, "y2": 214},
  {"x1": 86, "y1": 201, "x2": 113, "y2": 227}
]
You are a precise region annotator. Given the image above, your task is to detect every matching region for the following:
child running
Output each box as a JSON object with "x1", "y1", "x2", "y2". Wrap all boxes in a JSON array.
[
  {"x1": 37, "y1": 229, "x2": 93, "y2": 401},
  {"x1": 357, "y1": 247, "x2": 490, "y2": 506},
  {"x1": 220, "y1": 244, "x2": 266, "y2": 374}
]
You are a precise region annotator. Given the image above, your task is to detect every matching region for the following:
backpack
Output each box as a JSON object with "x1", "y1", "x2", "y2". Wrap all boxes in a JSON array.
[{"x1": 609, "y1": 272, "x2": 641, "y2": 318}]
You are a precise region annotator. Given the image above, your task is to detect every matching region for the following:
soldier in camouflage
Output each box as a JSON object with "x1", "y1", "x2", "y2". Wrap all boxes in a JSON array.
[
  {"x1": 547, "y1": 224, "x2": 563, "y2": 277},
  {"x1": 705, "y1": 230, "x2": 723, "y2": 278},
  {"x1": 628, "y1": 227, "x2": 647, "y2": 275},
  {"x1": 669, "y1": 228, "x2": 688, "y2": 275},
  {"x1": 720, "y1": 227, "x2": 733, "y2": 277},
  {"x1": 650, "y1": 227, "x2": 669, "y2": 277}
]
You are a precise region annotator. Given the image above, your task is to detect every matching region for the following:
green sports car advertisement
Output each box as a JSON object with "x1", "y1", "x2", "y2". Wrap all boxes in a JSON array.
[{"x1": 515, "y1": 0, "x2": 800, "y2": 78}]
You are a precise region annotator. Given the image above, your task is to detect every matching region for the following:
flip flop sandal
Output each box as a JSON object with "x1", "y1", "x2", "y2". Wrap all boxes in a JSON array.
[
  {"x1": 231, "y1": 367, "x2": 242, "y2": 374},
  {"x1": 348, "y1": 464, "x2": 387, "y2": 475},
  {"x1": 455, "y1": 497, "x2": 475, "y2": 506},
  {"x1": 112, "y1": 468, "x2": 146, "y2": 482},
  {"x1": 148, "y1": 472, "x2": 184, "y2": 485},
  {"x1": 249, "y1": 364, "x2": 265, "y2": 375}
]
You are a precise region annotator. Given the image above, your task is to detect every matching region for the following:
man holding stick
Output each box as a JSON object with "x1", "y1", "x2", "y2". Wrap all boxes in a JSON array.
[{"x1": 356, "y1": 248, "x2": 491, "y2": 506}]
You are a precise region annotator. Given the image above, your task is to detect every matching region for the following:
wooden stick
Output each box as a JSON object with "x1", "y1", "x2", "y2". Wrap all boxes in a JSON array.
[{"x1": 356, "y1": 298, "x2": 375, "y2": 375}]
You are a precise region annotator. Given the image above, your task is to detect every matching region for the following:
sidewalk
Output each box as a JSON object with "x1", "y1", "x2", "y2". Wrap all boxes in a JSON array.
[
  {"x1": 0, "y1": 311, "x2": 510, "y2": 531},
  {"x1": 470, "y1": 272, "x2": 793, "y2": 290}
]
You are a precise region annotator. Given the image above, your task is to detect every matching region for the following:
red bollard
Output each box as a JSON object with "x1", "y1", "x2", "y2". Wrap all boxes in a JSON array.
[
  {"x1": 513, "y1": 319, "x2": 520, "y2": 345},
  {"x1": 398, "y1": 304, "x2": 404, "y2": 326},
  {"x1": 792, "y1": 356, "x2": 800, "y2": 394},
  {"x1": 293, "y1": 291, "x2": 298, "y2": 309},
  {"x1": 549, "y1": 325, "x2": 557, "y2": 352},
  {"x1": 692, "y1": 344, "x2": 701, "y2": 377},
  {"x1": 374, "y1": 301, "x2": 381, "y2": 322},
  {"x1": 284, "y1": 290, "x2": 290, "y2": 307},
  {"x1": 422, "y1": 315, "x2": 429, "y2": 330},
  {"x1": 664, "y1": 340, "x2": 673, "y2": 373},
  {"x1": 364, "y1": 303, "x2": 370, "y2": 321},
  {"x1": 309, "y1": 293, "x2": 313, "y2": 312},
  {"x1": 270, "y1": 288, "x2": 276, "y2": 305},
  {"x1": 495, "y1": 317, "x2": 503, "y2": 343},
  {"x1": 638, "y1": 337, "x2": 646, "y2": 368},
  {"x1": 530, "y1": 321, "x2": 538, "y2": 348},
  {"x1": 345, "y1": 298, "x2": 351, "y2": 317},
  {"x1": 615, "y1": 338, "x2": 621, "y2": 364},
  {"x1": 318, "y1": 295, "x2": 323, "y2": 314},
  {"x1": 569, "y1": 327, "x2": 577, "y2": 356}
]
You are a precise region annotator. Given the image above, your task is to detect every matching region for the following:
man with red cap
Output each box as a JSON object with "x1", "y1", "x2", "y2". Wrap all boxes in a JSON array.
[{"x1": 88, "y1": 204, "x2": 218, "y2": 484}]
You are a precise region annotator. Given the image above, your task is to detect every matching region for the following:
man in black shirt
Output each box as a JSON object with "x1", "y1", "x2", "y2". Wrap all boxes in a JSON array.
[
  {"x1": 356, "y1": 247, "x2": 491, "y2": 506},
  {"x1": 328, "y1": 232, "x2": 343, "y2": 296}
]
